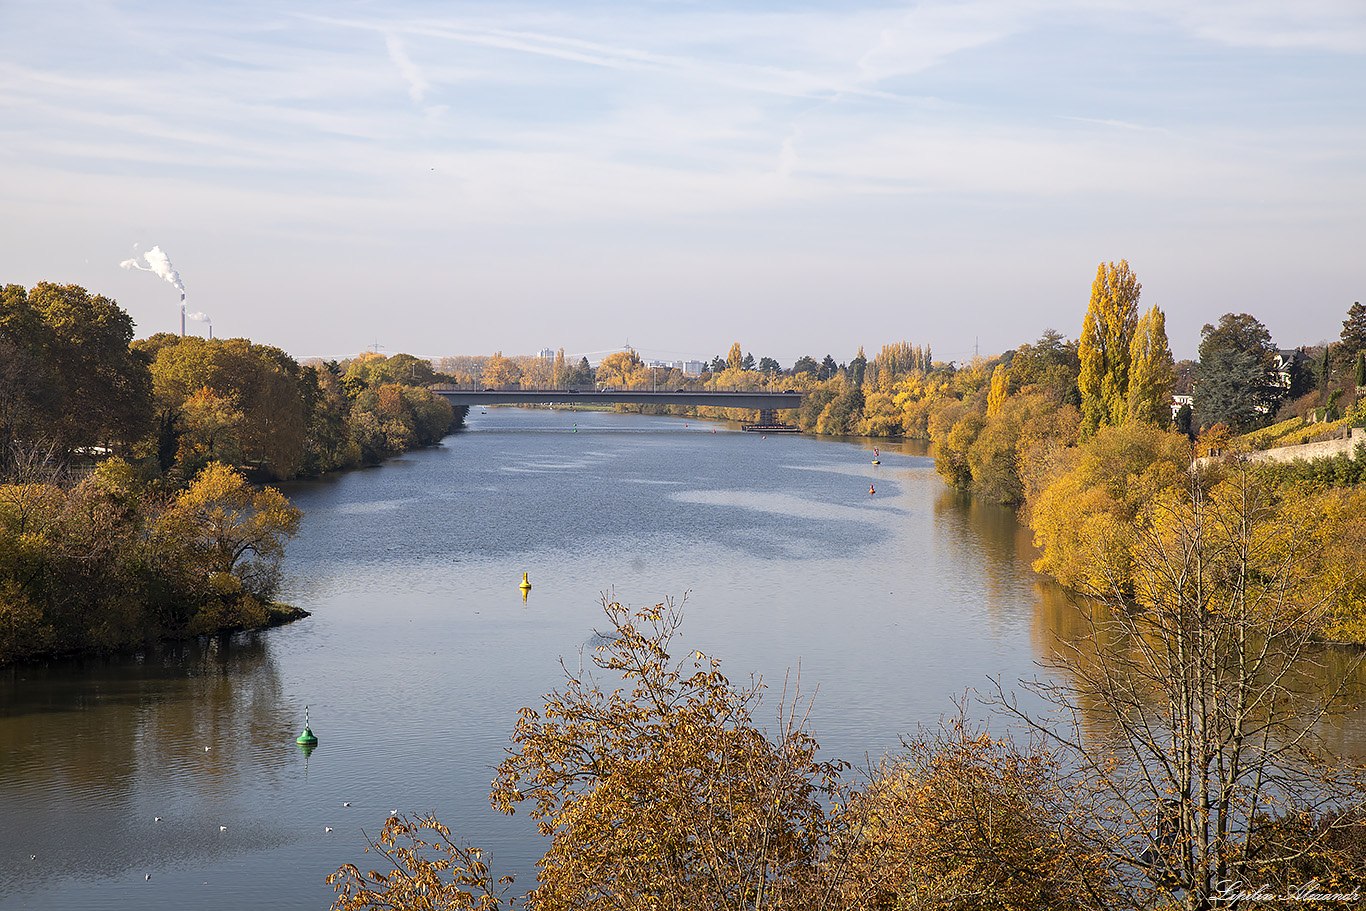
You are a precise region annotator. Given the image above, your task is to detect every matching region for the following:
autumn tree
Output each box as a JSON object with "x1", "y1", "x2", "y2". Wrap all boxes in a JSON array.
[
  {"x1": 482, "y1": 352, "x2": 523, "y2": 388},
  {"x1": 726, "y1": 342, "x2": 744, "y2": 372},
  {"x1": 1008, "y1": 329, "x2": 1081, "y2": 405},
  {"x1": 0, "y1": 283, "x2": 153, "y2": 460},
  {"x1": 997, "y1": 465, "x2": 1366, "y2": 909},
  {"x1": 1125, "y1": 305, "x2": 1175, "y2": 426},
  {"x1": 986, "y1": 363, "x2": 1010, "y2": 418},
  {"x1": 550, "y1": 348, "x2": 568, "y2": 387},
  {"x1": 489, "y1": 596, "x2": 846, "y2": 910},
  {"x1": 176, "y1": 387, "x2": 245, "y2": 473},
  {"x1": 595, "y1": 349, "x2": 644, "y2": 388},
  {"x1": 157, "y1": 462, "x2": 301, "y2": 603},
  {"x1": 1078, "y1": 260, "x2": 1141, "y2": 434},
  {"x1": 834, "y1": 713, "x2": 1119, "y2": 911},
  {"x1": 147, "y1": 337, "x2": 308, "y2": 478},
  {"x1": 1027, "y1": 422, "x2": 1192, "y2": 590}
]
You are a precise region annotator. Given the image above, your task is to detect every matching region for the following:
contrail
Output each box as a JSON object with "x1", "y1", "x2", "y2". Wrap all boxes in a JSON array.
[{"x1": 121, "y1": 245, "x2": 192, "y2": 336}]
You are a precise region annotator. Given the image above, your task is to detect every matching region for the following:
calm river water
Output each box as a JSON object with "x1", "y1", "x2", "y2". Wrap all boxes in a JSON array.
[{"x1": 3, "y1": 407, "x2": 1364, "y2": 909}]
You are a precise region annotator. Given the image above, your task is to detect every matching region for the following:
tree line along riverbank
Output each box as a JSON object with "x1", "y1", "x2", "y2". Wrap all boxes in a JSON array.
[{"x1": 6, "y1": 265, "x2": 1366, "y2": 656}]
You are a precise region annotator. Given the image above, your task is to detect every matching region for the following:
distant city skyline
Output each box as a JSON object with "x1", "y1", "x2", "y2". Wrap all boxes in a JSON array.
[{"x1": 2, "y1": 1, "x2": 1363, "y2": 363}]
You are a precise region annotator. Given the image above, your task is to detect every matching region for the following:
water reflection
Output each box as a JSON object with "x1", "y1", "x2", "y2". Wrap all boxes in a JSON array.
[
  {"x1": 0, "y1": 634, "x2": 298, "y2": 890},
  {"x1": 1026, "y1": 579, "x2": 1366, "y2": 758}
]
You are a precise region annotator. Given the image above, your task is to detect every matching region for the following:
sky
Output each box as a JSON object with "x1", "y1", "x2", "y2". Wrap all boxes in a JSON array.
[{"x1": 1, "y1": 0, "x2": 1363, "y2": 366}]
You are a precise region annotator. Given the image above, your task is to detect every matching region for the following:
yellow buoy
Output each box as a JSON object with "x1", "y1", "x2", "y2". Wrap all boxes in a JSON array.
[{"x1": 519, "y1": 572, "x2": 532, "y2": 591}]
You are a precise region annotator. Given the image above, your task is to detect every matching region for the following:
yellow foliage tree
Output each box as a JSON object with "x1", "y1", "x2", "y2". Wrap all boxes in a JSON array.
[
  {"x1": 1126, "y1": 305, "x2": 1175, "y2": 427},
  {"x1": 595, "y1": 349, "x2": 644, "y2": 388},
  {"x1": 489, "y1": 596, "x2": 843, "y2": 910},
  {"x1": 1078, "y1": 260, "x2": 1141, "y2": 435},
  {"x1": 1027, "y1": 422, "x2": 1190, "y2": 590},
  {"x1": 727, "y1": 342, "x2": 744, "y2": 372},
  {"x1": 835, "y1": 715, "x2": 1116, "y2": 911},
  {"x1": 985, "y1": 363, "x2": 1010, "y2": 418},
  {"x1": 157, "y1": 462, "x2": 301, "y2": 602},
  {"x1": 1000, "y1": 466, "x2": 1366, "y2": 907},
  {"x1": 482, "y1": 352, "x2": 523, "y2": 388}
]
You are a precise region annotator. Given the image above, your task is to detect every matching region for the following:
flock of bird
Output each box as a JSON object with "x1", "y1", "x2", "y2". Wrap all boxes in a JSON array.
[{"x1": 121, "y1": 801, "x2": 399, "y2": 883}]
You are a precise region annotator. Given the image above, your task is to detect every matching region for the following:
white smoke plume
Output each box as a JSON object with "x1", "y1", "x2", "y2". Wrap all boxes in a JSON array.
[
  {"x1": 120, "y1": 245, "x2": 185, "y2": 295},
  {"x1": 187, "y1": 312, "x2": 210, "y2": 323}
]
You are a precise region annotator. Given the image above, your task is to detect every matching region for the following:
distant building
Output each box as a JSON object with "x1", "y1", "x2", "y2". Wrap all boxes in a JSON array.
[
  {"x1": 537, "y1": 347, "x2": 555, "y2": 360},
  {"x1": 675, "y1": 360, "x2": 704, "y2": 376},
  {"x1": 1272, "y1": 348, "x2": 1303, "y2": 392},
  {"x1": 1171, "y1": 394, "x2": 1193, "y2": 420}
]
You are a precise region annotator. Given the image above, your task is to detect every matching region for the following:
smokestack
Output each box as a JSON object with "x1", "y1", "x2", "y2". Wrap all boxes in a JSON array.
[
  {"x1": 187, "y1": 311, "x2": 211, "y2": 338},
  {"x1": 120, "y1": 245, "x2": 188, "y2": 335}
]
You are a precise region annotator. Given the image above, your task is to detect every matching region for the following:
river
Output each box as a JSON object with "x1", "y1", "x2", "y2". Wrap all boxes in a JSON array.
[{"x1": 2, "y1": 406, "x2": 1363, "y2": 909}]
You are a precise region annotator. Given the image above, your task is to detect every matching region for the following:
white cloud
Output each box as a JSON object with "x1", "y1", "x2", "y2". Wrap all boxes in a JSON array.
[
  {"x1": 385, "y1": 32, "x2": 431, "y2": 104},
  {"x1": 0, "y1": 0, "x2": 1362, "y2": 359}
]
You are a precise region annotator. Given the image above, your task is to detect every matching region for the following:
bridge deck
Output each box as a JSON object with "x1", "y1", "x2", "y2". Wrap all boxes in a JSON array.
[{"x1": 430, "y1": 387, "x2": 802, "y2": 410}]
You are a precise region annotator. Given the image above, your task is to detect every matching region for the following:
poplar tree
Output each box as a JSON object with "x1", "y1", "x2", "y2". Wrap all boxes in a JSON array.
[
  {"x1": 1078, "y1": 260, "x2": 1141, "y2": 435},
  {"x1": 986, "y1": 363, "x2": 1010, "y2": 418},
  {"x1": 1126, "y1": 305, "x2": 1175, "y2": 427}
]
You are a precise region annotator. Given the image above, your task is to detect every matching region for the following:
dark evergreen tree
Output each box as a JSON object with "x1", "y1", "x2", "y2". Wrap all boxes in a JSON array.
[
  {"x1": 1194, "y1": 313, "x2": 1280, "y2": 429},
  {"x1": 1174, "y1": 402, "x2": 1193, "y2": 438},
  {"x1": 1196, "y1": 346, "x2": 1265, "y2": 430},
  {"x1": 1341, "y1": 300, "x2": 1366, "y2": 362}
]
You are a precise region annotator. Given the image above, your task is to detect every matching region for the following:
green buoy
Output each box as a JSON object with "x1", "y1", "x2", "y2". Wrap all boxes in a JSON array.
[{"x1": 296, "y1": 705, "x2": 318, "y2": 747}]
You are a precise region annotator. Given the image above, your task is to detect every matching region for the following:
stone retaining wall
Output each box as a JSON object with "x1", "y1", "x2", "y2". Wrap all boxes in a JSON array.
[{"x1": 1198, "y1": 426, "x2": 1365, "y2": 469}]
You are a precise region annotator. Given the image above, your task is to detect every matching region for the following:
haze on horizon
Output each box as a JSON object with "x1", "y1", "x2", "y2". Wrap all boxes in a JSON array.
[{"x1": 2, "y1": 0, "x2": 1363, "y2": 366}]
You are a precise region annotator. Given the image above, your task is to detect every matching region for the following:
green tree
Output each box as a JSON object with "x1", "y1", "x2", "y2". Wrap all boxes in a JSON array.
[
  {"x1": 758, "y1": 356, "x2": 781, "y2": 375},
  {"x1": 792, "y1": 355, "x2": 820, "y2": 378},
  {"x1": 299, "y1": 363, "x2": 359, "y2": 474},
  {"x1": 19, "y1": 283, "x2": 153, "y2": 457},
  {"x1": 0, "y1": 285, "x2": 49, "y2": 468},
  {"x1": 1078, "y1": 260, "x2": 1140, "y2": 435},
  {"x1": 1340, "y1": 300, "x2": 1366, "y2": 365},
  {"x1": 848, "y1": 347, "x2": 867, "y2": 387},
  {"x1": 1009, "y1": 329, "x2": 1081, "y2": 405},
  {"x1": 1194, "y1": 313, "x2": 1278, "y2": 430},
  {"x1": 1125, "y1": 305, "x2": 1175, "y2": 426}
]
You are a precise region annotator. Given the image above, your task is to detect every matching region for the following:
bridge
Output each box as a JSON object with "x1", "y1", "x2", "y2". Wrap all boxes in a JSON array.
[{"x1": 429, "y1": 386, "x2": 803, "y2": 429}]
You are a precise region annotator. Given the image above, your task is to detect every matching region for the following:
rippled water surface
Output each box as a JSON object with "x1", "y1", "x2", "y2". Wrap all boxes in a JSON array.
[{"x1": 4, "y1": 407, "x2": 1363, "y2": 909}]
